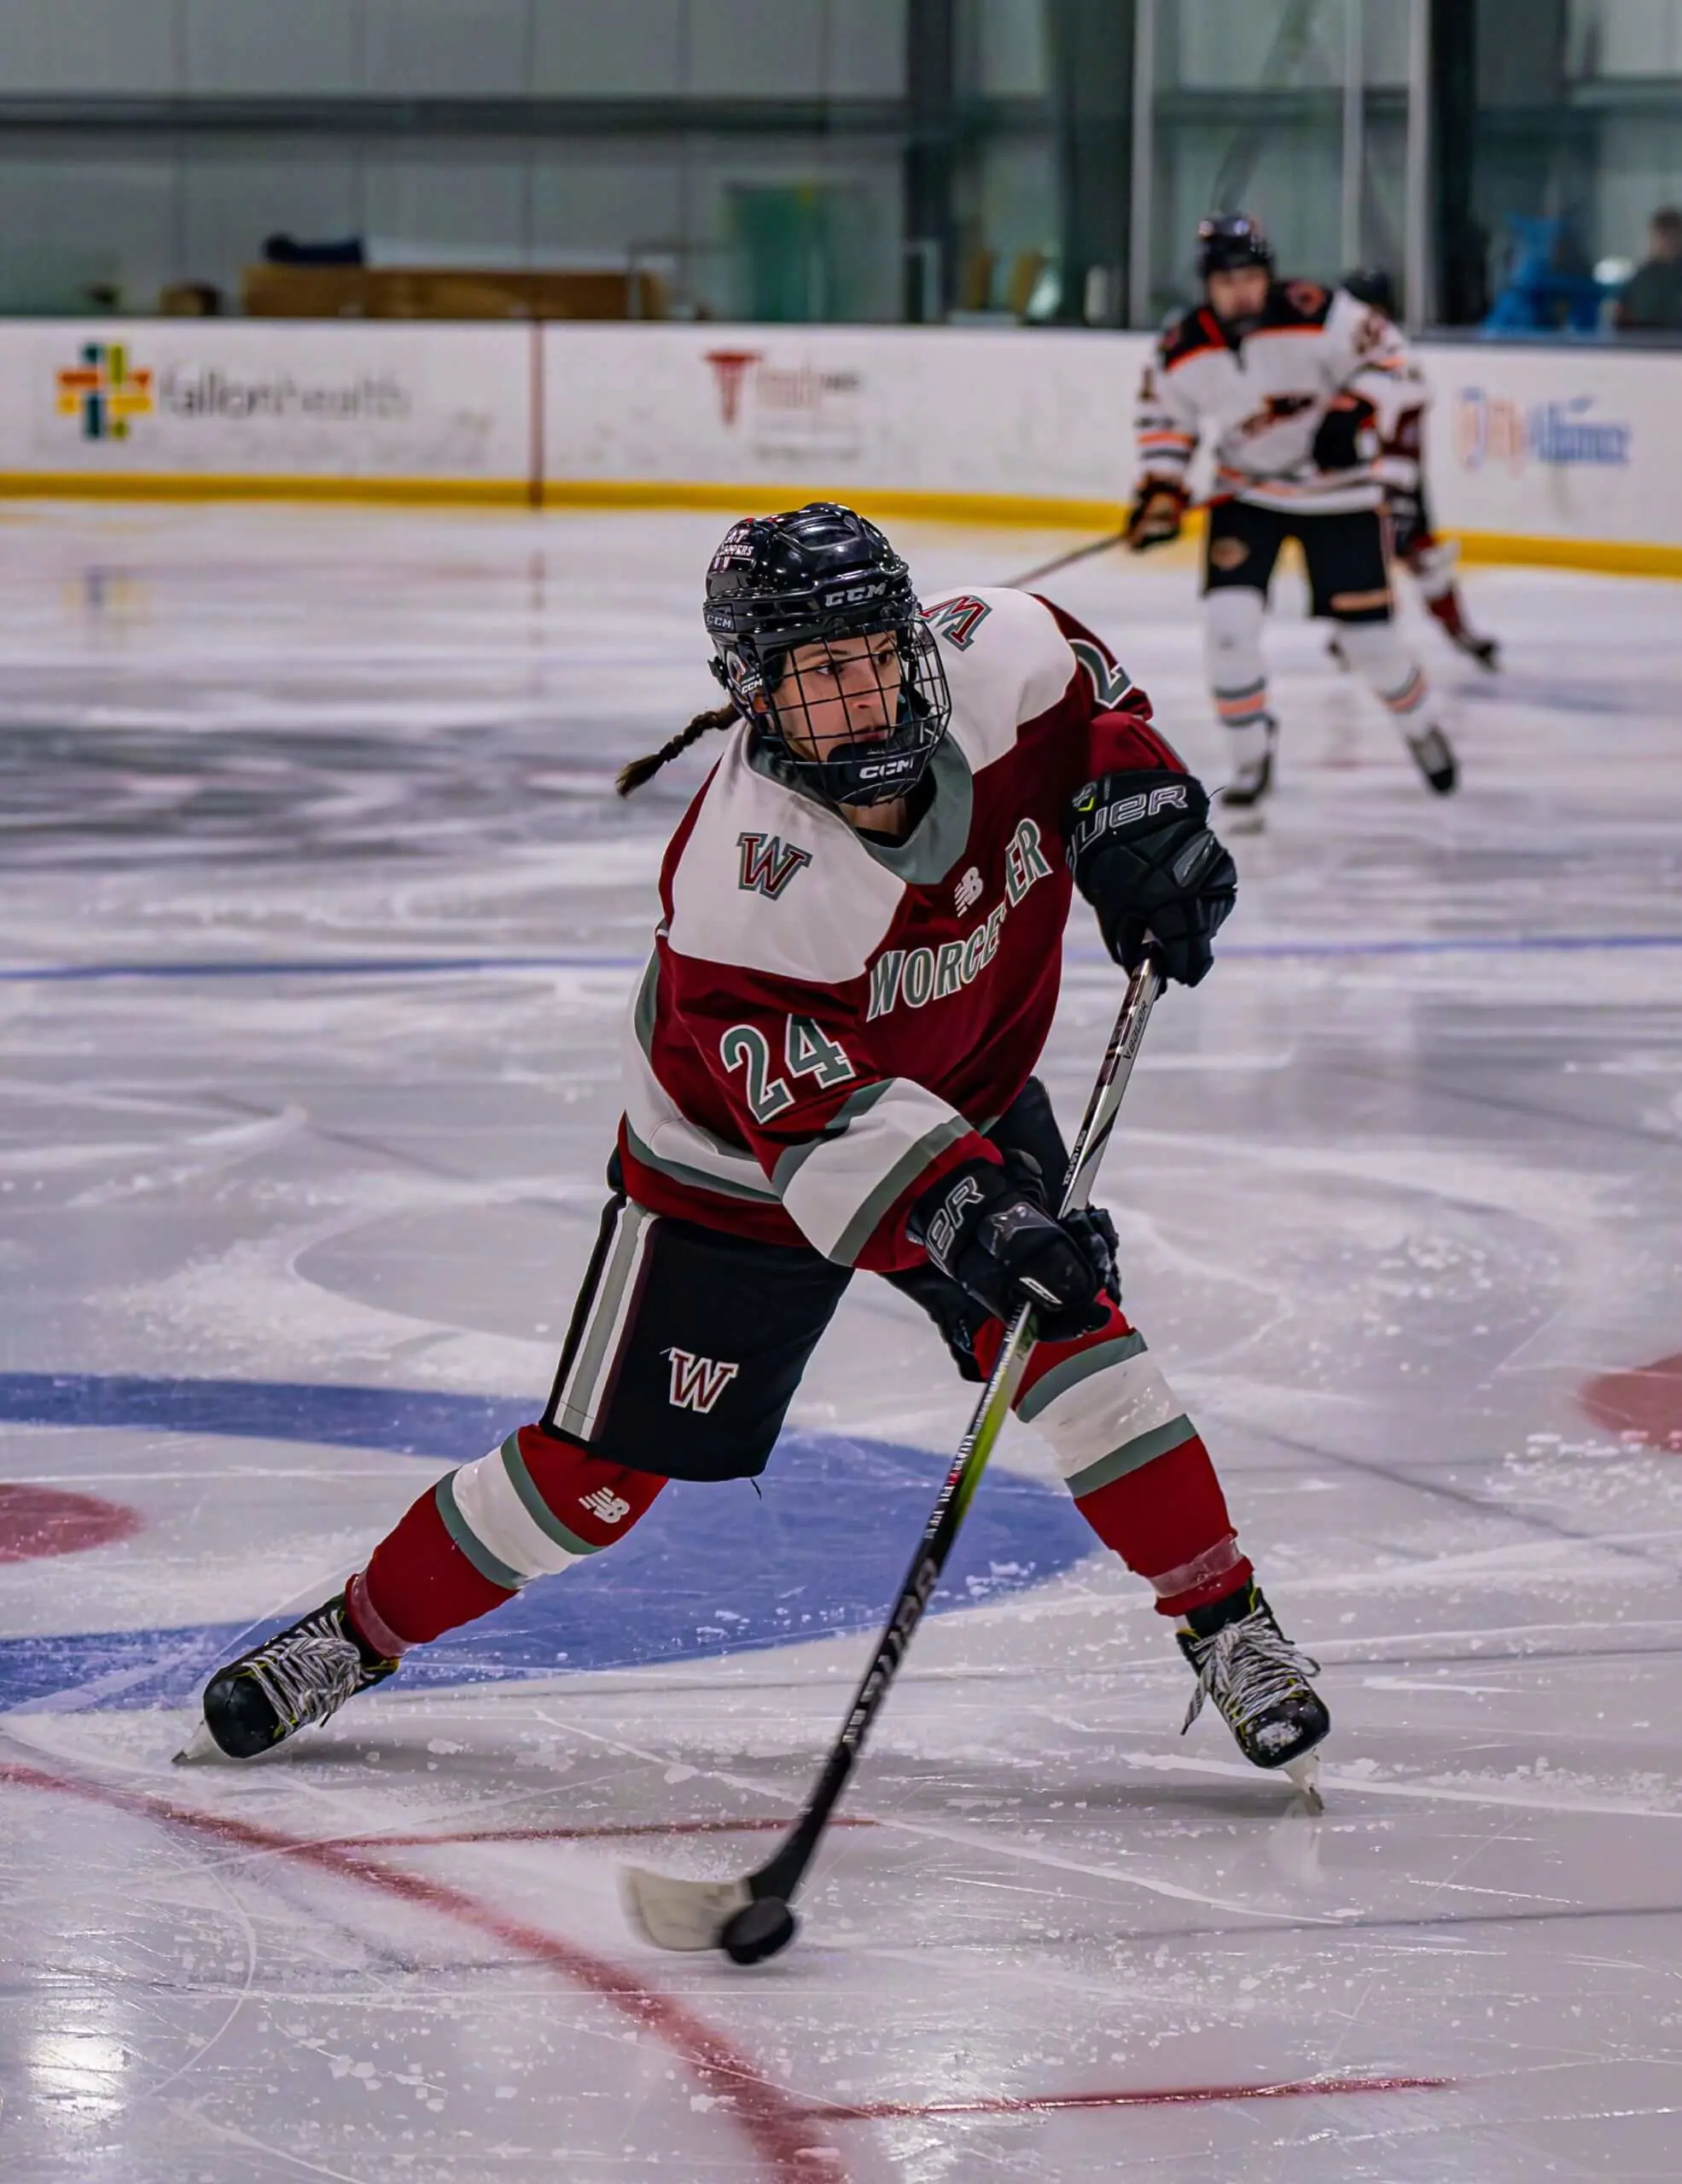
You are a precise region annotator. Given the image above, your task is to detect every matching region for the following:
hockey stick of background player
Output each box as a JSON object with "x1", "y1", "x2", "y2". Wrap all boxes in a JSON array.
[
  {"x1": 621, "y1": 950, "x2": 1165, "y2": 1966},
  {"x1": 1006, "y1": 525, "x2": 1130, "y2": 589}
]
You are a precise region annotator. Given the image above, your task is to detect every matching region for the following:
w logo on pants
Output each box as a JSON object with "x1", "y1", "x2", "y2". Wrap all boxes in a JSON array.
[{"x1": 666, "y1": 1347, "x2": 741, "y2": 1414}]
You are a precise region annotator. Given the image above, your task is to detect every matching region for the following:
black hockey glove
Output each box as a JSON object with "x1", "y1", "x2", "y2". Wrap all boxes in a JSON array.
[
  {"x1": 1066, "y1": 769, "x2": 1237, "y2": 988},
  {"x1": 1311, "y1": 392, "x2": 1376, "y2": 473},
  {"x1": 1001, "y1": 1147, "x2": 1121, "y2": 1306},
  {"x1": 1126, "y1": 479, "x2": 1189, "y2": 553},
  {"x1": 908, "y1": 1159, "x2": 1109, "y2": 1345}
]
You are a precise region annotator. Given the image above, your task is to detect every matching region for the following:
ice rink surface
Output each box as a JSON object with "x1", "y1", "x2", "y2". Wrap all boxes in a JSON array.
[{"x1": 2, "y1": 498, "x2": 1680, "y2": 2181}]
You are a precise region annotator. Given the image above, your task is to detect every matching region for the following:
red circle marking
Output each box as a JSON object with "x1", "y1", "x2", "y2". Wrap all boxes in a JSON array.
[
  {"x1": 1580, "y1": 1353, "x2": 1682, "y2": 1454},
  {"x1": 0, "y1": 1483, "x2": 143, "y2": 1563}
]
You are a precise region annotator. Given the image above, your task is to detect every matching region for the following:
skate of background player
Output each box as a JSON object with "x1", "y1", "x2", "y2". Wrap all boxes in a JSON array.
[{"x1": 625, "y1": 953, "x2": 1199, "y2": 1962}]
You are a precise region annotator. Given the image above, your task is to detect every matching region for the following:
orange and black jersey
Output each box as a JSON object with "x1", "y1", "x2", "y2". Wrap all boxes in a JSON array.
[{"x1": 1137, "y1": 282, "x2": 1429, "y2": 518}]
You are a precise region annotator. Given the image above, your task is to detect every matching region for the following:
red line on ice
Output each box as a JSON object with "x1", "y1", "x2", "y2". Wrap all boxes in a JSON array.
[
  {"x1": 1580, "y1": 1352, "x2": 1682, "y2": 1453},
  {"x1": 798, "y1": 2074, "x2": 1454, "y2": 2123},
  {"x1": 0, "y1": 1760, "x2": 843, "y2": 2184}
]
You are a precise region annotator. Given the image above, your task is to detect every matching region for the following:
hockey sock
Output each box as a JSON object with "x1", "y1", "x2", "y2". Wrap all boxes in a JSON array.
[
  {"x1": 356, "y1": 1424, "x2": 667, "y2": 1649},
  {"x1": 1334, "y1": 618, "x2": 1435, "y2": 738},
  {"x1": 1074, "y1": 1436, "x2": 1252, "y2": 1618},
  {"x1": 1203, "y1": 585, "x2": 1270, "y2": 767},
  {"x1": 973, "y1": 1304, "x2": 1253, "y2": 1618}
]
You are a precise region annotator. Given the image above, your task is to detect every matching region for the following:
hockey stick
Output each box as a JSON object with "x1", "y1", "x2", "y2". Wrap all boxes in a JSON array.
[
  {"x1": 1007, "y1": 526, "x2": 1130, "y2": 589},
  {"x1": 621, "y1": 951, "x2": 1164, "y2": 1965}
]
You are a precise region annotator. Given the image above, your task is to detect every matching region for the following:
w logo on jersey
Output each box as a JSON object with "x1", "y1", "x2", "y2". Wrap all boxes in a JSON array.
[
  {"x1": 737, "y1": 831, "x2": 812, "y2": 900},
  {"x1": 922, "y1": 595, "x2": 992, "y2": 650},
  {"x1": 1069, "y1": 635, "x2": 1137, "y2": 711},
  {"x1": 666, "y1": 1348, "x2": 741, "y2": 1414}
]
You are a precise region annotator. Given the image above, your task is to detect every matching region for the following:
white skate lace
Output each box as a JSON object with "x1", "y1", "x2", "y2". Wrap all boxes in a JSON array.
[
  {"x1": 243, "y1": 1613, "x2": 368, "y2": 1732},
  {"x1": 1181, "y1": 1609, "x2": 1320, "y2": 1738}
]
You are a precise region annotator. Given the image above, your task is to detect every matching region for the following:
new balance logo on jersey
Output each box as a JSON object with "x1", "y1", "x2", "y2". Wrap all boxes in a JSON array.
[
  {"x1": 737, "y1": 831, "x2": 812, "y2": 901},
  {"x1": 579, "y1": 1487, "x2": 631, "y2": 1525},
  {"x1": 953, "y1": 864, "x2": 984, "y2": 915},
  {"x1": 867, "y1": 821, "x2": 1054, "y2": 1022},
  {"x1": 666, "y1": 1348, "x2": 741, "y2": 1414}
]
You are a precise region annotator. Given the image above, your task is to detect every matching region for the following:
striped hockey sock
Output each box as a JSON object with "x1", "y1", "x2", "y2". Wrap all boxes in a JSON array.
[{"x1": 354, "y1": 1424, "x2": 667, "y2": 1649}]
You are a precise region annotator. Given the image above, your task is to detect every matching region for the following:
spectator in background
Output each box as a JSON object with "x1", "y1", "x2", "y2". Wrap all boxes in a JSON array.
[{"x1": 1615, "y1": 208, "x2": 1682, "y2": 332}]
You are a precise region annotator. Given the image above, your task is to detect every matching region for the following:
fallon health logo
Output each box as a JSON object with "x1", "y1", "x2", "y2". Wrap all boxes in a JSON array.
[
  {"x1": 1455, "y1": 387, "x2": 1632, "y2": 473},
  {"x1": 56, "y1": 343, "x2": 154, "y2": 441},
  {"x1": 55, "y1": 342, "x2": 412, "y2": 446}
]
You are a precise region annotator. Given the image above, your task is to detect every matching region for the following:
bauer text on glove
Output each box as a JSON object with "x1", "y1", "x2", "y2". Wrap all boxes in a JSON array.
[
  {"x1": 1066, "y1": 769, "x2": 1237, "y2": 988},
  {"x1": 907, "y1": 1159, "x2": 1109, "y2": 1344}
]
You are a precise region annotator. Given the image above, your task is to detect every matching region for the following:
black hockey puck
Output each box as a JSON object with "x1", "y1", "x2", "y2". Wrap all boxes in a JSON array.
[{"x1": 719, "y1": 1895, "x2": 799, "y2": 1966}]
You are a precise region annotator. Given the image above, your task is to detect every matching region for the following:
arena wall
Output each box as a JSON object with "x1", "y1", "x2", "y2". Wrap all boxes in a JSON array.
[{"x1": 2, "y1": 317, "x2": 1676, "y2": 576}]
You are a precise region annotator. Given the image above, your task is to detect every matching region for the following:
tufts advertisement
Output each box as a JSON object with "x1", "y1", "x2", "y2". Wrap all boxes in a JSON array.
[
  {"x1": 6, "y1": 321, "x2": 530, "y2": 488},
  {"x1": 538, "y1": 323, "x2": 1145, "y2": 516}
]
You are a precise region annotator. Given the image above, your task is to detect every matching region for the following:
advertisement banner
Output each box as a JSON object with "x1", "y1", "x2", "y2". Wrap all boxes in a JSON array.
[
  {"x1": 0, "y1": 321, "x2": 531, "y2": 491},
  {"x1": 541, "y1": 323, "x2": 1153, "y2": 519},
  {"x1": 1422, "y1": 342, "x2": 1678, "y2": 550}
]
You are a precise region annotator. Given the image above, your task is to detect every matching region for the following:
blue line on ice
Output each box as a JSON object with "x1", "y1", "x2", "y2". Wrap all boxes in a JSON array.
[
  {"x1": 4, "y1": 932, "x2": 1682, "y2": 984},
  {"x1": 0, "y1": 1372, "x2": 1093, "y2": 1711}
]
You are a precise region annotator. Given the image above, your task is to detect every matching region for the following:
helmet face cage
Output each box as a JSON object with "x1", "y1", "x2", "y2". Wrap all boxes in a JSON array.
[{"x1": 703, "y1": 505, "x2": 954, "y2": 810}]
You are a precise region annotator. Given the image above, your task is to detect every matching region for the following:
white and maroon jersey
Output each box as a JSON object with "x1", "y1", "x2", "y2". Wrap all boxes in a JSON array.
[
  {"x1": 1135, "y1": 279, "x2": 1430, "y2": 516},
  {"x1": 618, "y1": 587, "x2": 1184, "y2": 1273}
]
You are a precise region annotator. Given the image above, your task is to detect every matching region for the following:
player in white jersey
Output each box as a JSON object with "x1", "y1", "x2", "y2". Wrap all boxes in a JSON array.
[
  {"x1": 1129, "y1": 213, "x2": 1458, "y2": 812},
  {"x1": 1335, "y1": 265, "x2": 1499, "y2": 673},
  {"x1": 184, "y1": 503, "x2": 1330, "y2": 1798}
]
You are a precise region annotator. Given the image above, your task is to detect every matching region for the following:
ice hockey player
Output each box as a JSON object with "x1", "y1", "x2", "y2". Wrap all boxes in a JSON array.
[
  {"x1": 189, "y1": 502, "x2": 1330, "y2": 1800},
  {"x1": 1129, "y1": 212, "x2": 1458, "y2": 811},
  {"x1": 1336, "y1": 264, "x2": 1499, "y2": 672}
]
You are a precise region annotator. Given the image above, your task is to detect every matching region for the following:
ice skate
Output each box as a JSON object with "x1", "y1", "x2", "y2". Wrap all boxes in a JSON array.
[
  {"x1": 1451, "y1": 626, "x2": 1499, "y2": 672},
  {"x1": 1178, "y1": 1583, "x2": 1330, "y2": 1794},
  {"x1": 1219, "y1": 714, "x2": 1277, "y2": 828},
  {"x1": 1405, "y1": 722, "x2": 1458, "y2": 794},
  {"x1": 179, "y1": 1591, "x2": 399, "y2": 1762}
]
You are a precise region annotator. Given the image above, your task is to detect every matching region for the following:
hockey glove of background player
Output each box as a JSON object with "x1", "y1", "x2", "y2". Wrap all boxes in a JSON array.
[
  {"x1": 1125, "y1": 479, "x2": 1189, "y2": 553},
  {"x1": 1310, "y1": 392, "x2": 1377, "y2": 473},
  {"x1": 908, "y1": 1159, "x2": 1109, "y2": 1344},
  {"x1": 1067, "y1": 769, "x2": 1237, "y2": 988}
]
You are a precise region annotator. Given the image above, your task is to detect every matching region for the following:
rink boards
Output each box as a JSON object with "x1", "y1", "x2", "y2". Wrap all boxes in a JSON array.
[{"x1": 4, "y1": 315, "x2": 1679, "y2": 573}]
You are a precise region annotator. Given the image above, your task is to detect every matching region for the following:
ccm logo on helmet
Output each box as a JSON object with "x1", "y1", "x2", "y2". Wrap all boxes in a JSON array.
[{"x1": 822, "y1": 581, "x2": 889, "y2": 607}]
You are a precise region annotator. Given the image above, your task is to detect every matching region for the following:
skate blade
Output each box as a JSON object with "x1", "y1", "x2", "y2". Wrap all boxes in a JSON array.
[
  {"x1": 172, "y1": 1722, "x2": 224, "y2": 1766},
  {"x1": 620, "y1": 1863, "x2": 751, "y2": 1953},
  {"x1": 1283, "y1": 1753, "x2": 1324, "y2": 1813}
]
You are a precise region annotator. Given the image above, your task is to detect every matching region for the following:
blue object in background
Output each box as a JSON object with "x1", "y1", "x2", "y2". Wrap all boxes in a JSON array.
[
  {"x1": 1485, "y1": 214, "x2": 1609, "y2": 334},
  {"x1": 0, "y1": 1374, "x2": 1097, "y2": 1711}
]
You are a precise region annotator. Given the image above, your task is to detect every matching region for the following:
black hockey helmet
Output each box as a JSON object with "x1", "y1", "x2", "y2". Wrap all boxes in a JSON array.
[
  {"x1": 1196, "y1": 212, "x2": 1275, "y2": 282},
  {"x1": 1340, "y1": 264, "x2": 1398, "y2": 317},
  {"x1": 704, "y1": 502, "x2": 952, "y2": 809}
]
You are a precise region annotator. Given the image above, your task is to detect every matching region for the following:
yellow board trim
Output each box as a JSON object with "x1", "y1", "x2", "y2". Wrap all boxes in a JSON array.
[
  {"x1": 0, "y1": 471, "x2": 530, "y2": 507},
  {"x1": 538, "y1": 478, "x2": 1132, "y2": 530},
  {"x1": 3, "y1": 469, "x2": 1680, "y2": 577},
  {"x1": 1449, "y1": 527, "x2": 1682, "y2": 579}
]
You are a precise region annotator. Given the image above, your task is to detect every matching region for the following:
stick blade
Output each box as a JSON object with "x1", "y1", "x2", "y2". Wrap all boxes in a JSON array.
[{"x1": 620, "y1": 1863, "x2": 753, "y2": 1953}]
